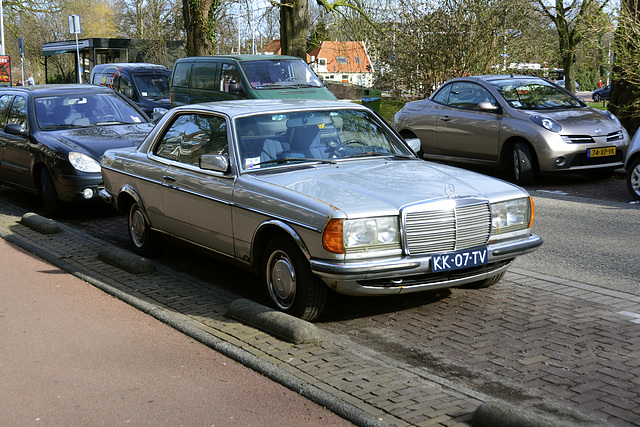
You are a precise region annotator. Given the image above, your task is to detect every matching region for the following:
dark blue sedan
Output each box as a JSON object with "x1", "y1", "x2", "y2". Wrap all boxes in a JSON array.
[
  {"x1": 0, "y1": 84, "x2": 153, "y2": 216},
  {"x1": 592, "y1": 84, "x2": 611, "y2": 102}
]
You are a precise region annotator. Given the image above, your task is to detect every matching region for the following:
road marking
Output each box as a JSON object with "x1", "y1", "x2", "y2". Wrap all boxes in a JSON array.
[{"x1": 618, "y1": 311, "x2": 640, "y2": 323}]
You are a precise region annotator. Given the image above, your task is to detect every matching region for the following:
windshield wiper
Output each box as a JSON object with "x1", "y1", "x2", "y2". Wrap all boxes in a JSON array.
[
  {"x1": 340, "y1": 152, "x2": 398, "y2": 160},
  {"x1": 255, "y1": 157, "x2": 337, "y2": 167}
]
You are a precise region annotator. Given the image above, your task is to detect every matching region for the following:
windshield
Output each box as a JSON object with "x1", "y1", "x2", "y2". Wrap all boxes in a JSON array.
[
  {"x1": 235, "y1": 109, "x2": 414, "y2": 171},
  {"x1": 489, "y1": 79, "x2": 584, "y2": 110},
  {"x1": 132, "y1": 73, "x2": 170, "y2": 98},
  {"x1": 240, "y1": 59, "x2": 324, "y2": 89},
  {"x1": 35, "y1": 92, "x2": 148, "y2": 129}
]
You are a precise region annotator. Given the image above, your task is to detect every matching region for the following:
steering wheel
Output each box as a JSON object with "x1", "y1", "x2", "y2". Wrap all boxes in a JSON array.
[
  {"x1": 98, "y1": 114, "x2": 119, "y2": 122},
  {"x1": 334, "y1": 139, "x2": 367, "y2": 156}
]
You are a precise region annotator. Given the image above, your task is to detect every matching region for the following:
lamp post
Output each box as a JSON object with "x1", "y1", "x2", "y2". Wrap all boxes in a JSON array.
[{"x1": 0, "y1": 0, "x2": 5, "y2": 55}]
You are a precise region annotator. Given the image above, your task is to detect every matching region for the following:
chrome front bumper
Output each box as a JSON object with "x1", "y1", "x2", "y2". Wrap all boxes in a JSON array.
[{"x1": 310, "y1": 234, "x2": 542, "y2": 296}]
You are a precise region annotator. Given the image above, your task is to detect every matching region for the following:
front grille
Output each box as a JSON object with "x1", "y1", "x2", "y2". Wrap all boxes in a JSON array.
[
  {"x1": 607, "y1": 130, "x2": 624, "y2": 142},
  {"x1": 404, "y1": 200, "x2": 491, "y2": 255},
  {"x1": 563, "y1": 135, "x2": 595, "y2": 144}
]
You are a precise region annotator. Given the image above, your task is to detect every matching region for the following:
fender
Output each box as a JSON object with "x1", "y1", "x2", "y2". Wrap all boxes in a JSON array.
[{"x1": 250, "y1": 219, "x2": 312, "y2": 266}]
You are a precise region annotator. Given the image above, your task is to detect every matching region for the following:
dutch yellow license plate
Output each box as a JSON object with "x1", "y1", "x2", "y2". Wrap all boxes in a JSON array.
[{"x1": 588, "y1": 147, "x2": 616, "y2": 158}]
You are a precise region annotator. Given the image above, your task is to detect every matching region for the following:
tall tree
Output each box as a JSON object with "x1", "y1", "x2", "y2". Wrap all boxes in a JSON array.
[
  {"x1": 609, "y1": 0, "x2": 640, "y2": 135},
  {"x1": 534, "y1": 0, "x2": 610, "y2": 94},
  {"x1": 182, "y1": 0, "x2": 224, "y2": 55}
]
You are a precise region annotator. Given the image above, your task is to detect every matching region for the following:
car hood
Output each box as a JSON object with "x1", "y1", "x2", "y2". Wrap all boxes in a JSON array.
[
  {"x1": 529, "y1": 108, "x2": 619, "y2": 135},
  {"x1": 248, "y1": 159, "x2": 525, "y2": 217},
  {"x1": 41, "y1": 123, "x2": 154, "y2": 160}
]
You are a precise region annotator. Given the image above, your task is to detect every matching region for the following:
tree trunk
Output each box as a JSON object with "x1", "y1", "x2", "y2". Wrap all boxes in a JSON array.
[
  {"x1": 182, "y1": 0, "x2": 217, "y2": 56},
  {"x1": 280, "y1": 0, "x2": 309, "y2": 59}
]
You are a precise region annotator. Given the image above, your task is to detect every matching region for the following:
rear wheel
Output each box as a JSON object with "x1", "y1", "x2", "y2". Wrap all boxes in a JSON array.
[
  {"x1": 128, "y1": 202, "x2": 166, "y2": 257},
  {"x1": 512, "y1": 142, "x2": 534, "y2": 185},
  {"x1": 263, "y1": 235, "x2": 327, "y2": 321},
  {"x1": 40, "y1": 168, "x2": 62, "y2": 217},
  {"x1": 627, "y1": 158, "x2": 640, "y2": 200},
  {"x1": 593, "y1": 93, "x2": 601, "y2": 102}
]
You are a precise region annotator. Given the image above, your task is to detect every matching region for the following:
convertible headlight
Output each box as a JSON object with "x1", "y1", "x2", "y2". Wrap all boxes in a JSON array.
[
  {"x1": 491, "y1": 197, "x2": 534, "y2": 236},
  {"x1": 323, "y1": 217, "x2": 400, "y2": 254},
  {"x1": 530, "y1": 115, "x2": 562, "y2": 132},
  {"x1": 69, "y1": 152, "x2": 101, "y2": 173}
]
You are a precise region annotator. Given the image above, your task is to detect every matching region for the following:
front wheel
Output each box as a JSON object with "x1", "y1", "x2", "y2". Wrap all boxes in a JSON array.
[
  {"x1": 627, "y1": 157, "x2": 640, "y2": 200},
  {"x1": 263, "y1": 235, "x2": 327, "y2": 321},
  {"x1": 512, "y1": 142, "x2": 534, "y2": 185},
  {"x1": 128, "y1": 202, "x2": 166, "y2": 257},
  {"x1": 463, "y1": 272, "x2": 505, "y2": 289},
  {"x1": 593, "y1": 93, "x2": 601, "y2": 103},
  {"x1": 40, "y1": 168, "x2": 62, "y2": 217}
]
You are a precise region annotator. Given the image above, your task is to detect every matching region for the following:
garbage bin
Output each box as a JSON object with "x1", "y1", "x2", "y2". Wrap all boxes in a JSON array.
[{"x1": 362, "y1": 88, "x2": 382, "y2": 113}]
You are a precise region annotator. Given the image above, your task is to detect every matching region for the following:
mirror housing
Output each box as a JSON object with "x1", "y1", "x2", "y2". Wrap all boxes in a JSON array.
[
  {"x1": 478, "y1": 102, "x2": 499, "y2": 112},
  {"x1": 404, "y1": 137, "x2": 422, "y2": 155},
  {"x1": 5, "y1": 123, "x2": 27, "y2": 136},
  {"x1": 200, "y1": 154, "x2": 230, "y2": 173},
  {"x1": 229, "y1": 80, "x2": 244, "y2": 97},
  {"x1": 123, "y1": 88, "x2": 135, "y2": 99}
]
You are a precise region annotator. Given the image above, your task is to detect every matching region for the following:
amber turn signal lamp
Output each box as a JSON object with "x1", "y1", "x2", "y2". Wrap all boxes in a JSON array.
[{"x1": 323, "y1": 219, "x2": 344, "y2": 253}]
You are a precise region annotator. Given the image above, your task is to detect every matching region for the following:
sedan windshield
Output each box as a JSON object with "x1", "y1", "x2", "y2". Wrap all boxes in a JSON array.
[
  {"x1": 489, "y1": 79, "x2": 584, "y2": 110},
  {"x1": 236, "y1": 109, "x2": 414, "y2": 171},
  {"x1": 35, "y1": 93, "x2": 148, "y2": 129},
  {"x1": 132, "y1": 73, "x2": 170, "y2": 99},
  {"x1": 240, "y1": 59, "x2": 324, "y2": 89}
]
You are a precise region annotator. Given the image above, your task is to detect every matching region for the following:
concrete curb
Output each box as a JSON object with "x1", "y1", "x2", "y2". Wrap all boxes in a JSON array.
[
  {"x1": 226, "y1": 298, "x2": 322, "y2": 344},
  {"x1": 21, "y1": 212, "x2": 63, "y2": 234},
  {"x1": 97, "y1": 245, "x2": 156, "y2": 274}
]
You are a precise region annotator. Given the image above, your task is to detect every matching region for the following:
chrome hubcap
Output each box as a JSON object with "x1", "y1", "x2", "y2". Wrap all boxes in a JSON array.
[
  {"x1": 632, "y1": 165, "x2": 640, "y2": 196},
  {"x1": 267, "y1": 250, "x2": 296, "y2": 309},
  {"x1": 129, "y1": 208, "x2": 146, "y2": 248}
]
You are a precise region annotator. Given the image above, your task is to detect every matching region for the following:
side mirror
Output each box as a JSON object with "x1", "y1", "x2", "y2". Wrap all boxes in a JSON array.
[
  {"x1": 123, "y1": 88, "x2": 135, "y2": 99},
  {"x1": 229, "y1": 80, "x2": 244, "y2": 96},
  {"x1": 200, "y1": 154, "x2": 230, "y2": 173},
  {"x1": 478, "y1": 102, "x2": 499, "y2": 112},
  {"x1": 5, "y1": 123, "x2": 27, "y2": 136},
  {"x1": 404, "y1": 137, "x2": 422, "y2": 154}
]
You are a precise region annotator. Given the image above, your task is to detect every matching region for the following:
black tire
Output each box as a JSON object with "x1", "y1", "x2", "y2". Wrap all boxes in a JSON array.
[
  {"x1": 512, "y1": 142, "x2": 534, "y2": 185},
  {"x1": 127, "y1": 202, "x2": 166, "y2": 257},
  {"x1": 627, "y1": 157, "x2": 640, "y2": 201},
  {"x1": 40, "y1": 168, "x2": 62, "y2": 217},
  {"x1": 263, "y1": 235, "x2": 328, "y2": 321},
  {"x1": 593, "y1": 93, "x2": 601, "y2": 102},
  {"x1": 463, "y1": 272, "x2": 505, "y2": 289}
]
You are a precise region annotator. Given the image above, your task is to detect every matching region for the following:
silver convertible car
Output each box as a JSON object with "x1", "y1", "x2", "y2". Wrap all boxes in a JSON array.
[
  {"x1": 100, "y1": 100, "x2": 542, "y2": 320},
  {"x1": 393, "y1": 75, "x2": 629, "y2": 185}
]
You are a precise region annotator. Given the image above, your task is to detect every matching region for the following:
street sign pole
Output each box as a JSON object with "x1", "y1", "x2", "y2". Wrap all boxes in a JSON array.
[{"x1": 68, "y1": 15, "x2": 82, "y2": 83}]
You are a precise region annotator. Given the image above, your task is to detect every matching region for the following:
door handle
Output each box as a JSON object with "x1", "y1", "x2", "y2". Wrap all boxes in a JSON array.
[
  {"x1": 163, "y1": 175, "x2": 176, "y2": 182},
  {"x1": 440, "y1": 116, "x2": 451, "y2": 122}
]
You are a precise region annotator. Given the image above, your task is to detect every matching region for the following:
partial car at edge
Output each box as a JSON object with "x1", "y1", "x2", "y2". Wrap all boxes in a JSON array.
[
  {"x1": 393, "y1": 75, "x2": 629, "y2": 185},
  {"x1": 0, "y1": 84, "x2": 154, "y2": 216},
  {"x1": 100, "y1": 99, "x2": 542, "y2": 321},
  {"x1": 625, "y1": 130, "x2": 640, "y2": 200}
]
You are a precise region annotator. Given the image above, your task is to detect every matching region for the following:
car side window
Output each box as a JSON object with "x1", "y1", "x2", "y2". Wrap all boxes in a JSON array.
[
  {"x1": 220, "y1": 63, "x2": 240, "y2": 93},
  {"x1": 0, "y1": 94, "x2": 14, "y2": 128},
  {"x1": 7, "y1": 95, "x2": 28, "y2": 132},
  {"x1": 447, "y1": 82, "x2": 496, "y2": 111},
  {"x1": 431, "y1": 84, "x2": 452, "y2": 105},
  {"x1": 172, "y1": 62, "x2": 191, "y2": 88},
  {"x1": 192, "y1": 63, "x2": 218, "y2": 91},
  {"x1": 154, "y1": 113, "x2": 228, "y2": 167}
]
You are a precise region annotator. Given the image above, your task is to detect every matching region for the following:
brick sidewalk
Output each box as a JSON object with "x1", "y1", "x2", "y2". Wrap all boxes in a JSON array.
[{"x1": 0, "y1": 195, "x2": 633, "y2": 426}]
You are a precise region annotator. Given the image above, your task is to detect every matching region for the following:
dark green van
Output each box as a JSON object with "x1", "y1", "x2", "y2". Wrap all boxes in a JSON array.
[{"x1": 169, "y1": 55, "x2": 337, "y2": 107}]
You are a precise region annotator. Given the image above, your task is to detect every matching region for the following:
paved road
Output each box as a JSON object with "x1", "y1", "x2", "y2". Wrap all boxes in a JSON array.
[
  {"x1": 1, "y1": 170, "x2": 639, "y2": 426},
  {"x1": 0, "y1": 238, "x2": 350, "y2": 426}
]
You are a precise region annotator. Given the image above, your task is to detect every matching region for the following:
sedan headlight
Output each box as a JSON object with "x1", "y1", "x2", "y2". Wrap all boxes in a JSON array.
[
  {"x1": 606, "y1": 111, "x2": 622, "y2": 127},
  {"x1": 69, "y1": 152, "x2": 101, "y2": 173},
  {"x1": 491, "y1": 197, "x2": 534, "y2": 237},
  {"x1": 530, "y1": 115, "x2": 562, "y2": 132},
  {"x1": 323, "y1": 217, "x2": 400, "y2": 254}
]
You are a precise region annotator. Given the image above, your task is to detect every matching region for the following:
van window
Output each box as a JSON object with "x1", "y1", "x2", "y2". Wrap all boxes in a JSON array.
[
  {"x1": 220, "y1": 63, "x2": 240, "y2": 93},
  {"x1": 192, "y1": 63, "x2": 217, "y2": 91},
  {"x1": 172, "y1": 62, "x2": 192, "y2": 88}
]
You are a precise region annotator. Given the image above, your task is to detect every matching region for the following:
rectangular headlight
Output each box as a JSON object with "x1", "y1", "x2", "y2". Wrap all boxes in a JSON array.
[
  {"x1": 323, "y1": 217, "x2": 400, "y2": 254},
  {"x1": 491, "y1": 197, "x2": 533, "y2": 236}
]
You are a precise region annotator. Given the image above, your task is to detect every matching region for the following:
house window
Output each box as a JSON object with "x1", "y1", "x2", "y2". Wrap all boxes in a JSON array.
[
  {"x1": 356, "y1": 57, "x2": 361, "y2": 64},
  {"x1": 336, "y1": 56, "x2": 348, "y2": 64},
  {"x1": 319, "y1": 58, "x2": 326, "y2": 66}
]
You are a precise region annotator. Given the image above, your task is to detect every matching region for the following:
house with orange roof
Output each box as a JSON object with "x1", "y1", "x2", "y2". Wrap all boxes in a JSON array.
[{"x1": 308, "y1": 41, "x2": 375, "y2": 88}]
